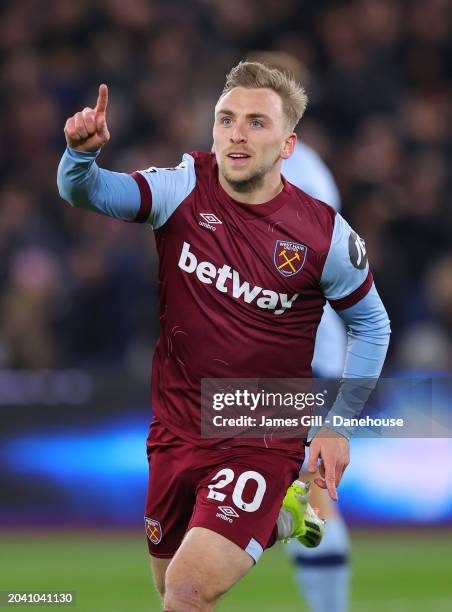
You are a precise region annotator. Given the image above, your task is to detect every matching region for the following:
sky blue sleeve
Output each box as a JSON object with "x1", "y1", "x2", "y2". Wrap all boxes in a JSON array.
[
  {"x1": 339, "y1": 285, "x2": 391, "y2": 378},
  {"x1": 281, "y1": 141, "x2": 341, "y2": 211},
  {"x1": 309, "y1": 285, "x2": 391, "y2": 441},
  {"x1": 57, "y1": 148, "x2": 196, "y2": 228},
  {"x1": 320, "y1": 212, "x2": 372, "y2": 309},
  {"x1": 57, "y1": 147, "x2": 142, "y2": 221},
  {"x1": 133, "y1": 154, "x2": 196, "y2": 228}
]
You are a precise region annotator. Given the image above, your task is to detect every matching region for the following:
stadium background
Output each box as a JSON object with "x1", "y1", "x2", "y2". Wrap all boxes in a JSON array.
[{"x1": 0, "y1": 0, "x2": 451, "y2": 610}]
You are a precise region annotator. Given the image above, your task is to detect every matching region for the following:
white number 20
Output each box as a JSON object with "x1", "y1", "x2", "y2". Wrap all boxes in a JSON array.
[{"x1": 207, "y1": 468, "x2": 267, "y2": 512}]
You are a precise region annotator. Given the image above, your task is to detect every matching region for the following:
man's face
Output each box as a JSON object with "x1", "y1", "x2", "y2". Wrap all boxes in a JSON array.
[{"x1": 213, "y1": 87, "x2": 295, "y2": 193}]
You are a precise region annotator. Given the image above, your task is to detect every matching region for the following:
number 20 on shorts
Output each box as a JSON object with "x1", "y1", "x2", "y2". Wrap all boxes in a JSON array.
[{"x1": 206, "y1": 468, "x2": 267, "y2": 512}]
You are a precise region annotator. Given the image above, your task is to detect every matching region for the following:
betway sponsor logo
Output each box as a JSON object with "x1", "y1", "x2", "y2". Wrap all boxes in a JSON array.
[{"x1": 178, "y1": 242, "x2": 299, "y2": 315}]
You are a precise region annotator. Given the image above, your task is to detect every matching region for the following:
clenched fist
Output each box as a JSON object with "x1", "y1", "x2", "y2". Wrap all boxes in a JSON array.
[{"x1": 64, "y1": 84, "x2": 110, "y2": 152}]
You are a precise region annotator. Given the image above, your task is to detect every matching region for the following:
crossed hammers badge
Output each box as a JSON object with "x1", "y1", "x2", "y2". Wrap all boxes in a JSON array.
[
  {"x1": 145, "y1": 517, "x2": 163, "y2": 544},
  {"x1": 274, "y1": 240, "x2": 307, "y2": 277}
]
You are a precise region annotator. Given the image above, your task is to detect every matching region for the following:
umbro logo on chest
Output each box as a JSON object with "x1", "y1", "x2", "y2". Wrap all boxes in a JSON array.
[{"x1": 199, "y1": 212, "x2": 222, "y2": 232}]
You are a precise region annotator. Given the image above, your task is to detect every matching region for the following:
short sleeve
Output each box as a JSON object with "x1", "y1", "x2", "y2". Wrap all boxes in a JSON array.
[
  {"x1": 320, "y1": 213, "x2": 373, "y2": 310},
  {"x1": 129, "y1": 153, "x2": 196, "y2": 228}
]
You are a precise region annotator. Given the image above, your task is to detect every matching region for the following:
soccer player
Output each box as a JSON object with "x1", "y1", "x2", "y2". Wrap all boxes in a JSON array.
[{"x1": 57, "y1": 62, "x2": 390, "y2": 611}]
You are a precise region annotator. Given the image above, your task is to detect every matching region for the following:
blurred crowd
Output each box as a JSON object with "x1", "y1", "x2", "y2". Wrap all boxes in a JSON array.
[{"x1": 0, "y1": 0, "x2": 451, "y2": 373}]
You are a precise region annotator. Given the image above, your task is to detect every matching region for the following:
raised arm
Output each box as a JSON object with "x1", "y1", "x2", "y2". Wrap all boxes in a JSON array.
[
  {"x1": 57, "y1": 84, "x2": 143, "y2": 221},
  {"x1": 57, "y1": 85, "x2": 196, "y2": 226}
]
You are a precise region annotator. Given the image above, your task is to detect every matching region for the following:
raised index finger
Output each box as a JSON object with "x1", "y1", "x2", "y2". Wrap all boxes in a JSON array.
[{"x1": 95, "y1": 84, "x2": 108, "y2": 115}]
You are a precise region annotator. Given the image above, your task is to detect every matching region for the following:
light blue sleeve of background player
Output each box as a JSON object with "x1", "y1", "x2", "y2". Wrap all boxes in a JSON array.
[
  {"x1": 57, "y1": 147, "x2": 196, "y2": 228},
  {"x1": 281, "y1": 140, "x2": 346, "y2": 376},
  {"x1": 281, "y1": 141, "x2": 341, "y2": 211},
  {"x1": 320, "y1": 213, "x2": 369, "y2": 302}
]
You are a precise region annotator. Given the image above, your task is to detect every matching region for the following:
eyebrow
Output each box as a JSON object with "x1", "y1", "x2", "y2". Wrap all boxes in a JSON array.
[{"x1": 216, "y1": 109, "x2": 273, "y2": 122}]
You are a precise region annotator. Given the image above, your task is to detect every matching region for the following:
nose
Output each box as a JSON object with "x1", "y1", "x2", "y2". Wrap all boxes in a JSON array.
[{"x1": 230, "y1": 122, "x2": 247, "y2": 144}]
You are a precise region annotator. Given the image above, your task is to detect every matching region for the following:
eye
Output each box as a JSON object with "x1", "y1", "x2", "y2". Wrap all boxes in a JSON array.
[
  {"x1": 251, "y1": 119, "x2": 263, "y2": 128},
  {"x1": 221, "y1": 117, "x2": 232, "y2": 126}
]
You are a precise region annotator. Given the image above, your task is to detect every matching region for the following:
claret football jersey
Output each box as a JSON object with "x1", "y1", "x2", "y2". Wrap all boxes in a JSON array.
[{"x1": 129, "y1": 152, "x2": 373, "y2": 451}]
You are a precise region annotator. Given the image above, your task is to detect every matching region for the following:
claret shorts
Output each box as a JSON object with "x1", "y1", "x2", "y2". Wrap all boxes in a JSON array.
[{"x1": 144, "y1": 418, "x2": 303, "y2": 563}]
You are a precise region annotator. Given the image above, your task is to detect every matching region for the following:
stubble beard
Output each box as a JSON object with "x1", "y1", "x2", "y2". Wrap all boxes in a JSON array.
[{"x1": 220, "y1": 153, "x2": 280, "y2": 194}]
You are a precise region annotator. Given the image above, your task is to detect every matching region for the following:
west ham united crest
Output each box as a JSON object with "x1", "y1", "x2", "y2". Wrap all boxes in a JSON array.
[
  {"x1": 145, "y1": 517, "x2": 163, "y2": 545},
  {"x1": 274, "y1": 240, "x2": 307, "y2": 277}
]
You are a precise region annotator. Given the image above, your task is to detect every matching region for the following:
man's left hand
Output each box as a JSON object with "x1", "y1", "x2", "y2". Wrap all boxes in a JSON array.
[{"x1": 307, "y1": 428, "x2": 350, "y2": 501}]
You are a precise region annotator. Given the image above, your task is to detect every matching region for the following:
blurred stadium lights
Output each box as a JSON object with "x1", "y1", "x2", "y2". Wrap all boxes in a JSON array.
[
  {"x1": 0, "y1": 369, "x2": 94, "y2": 405},
  {"x1": 1, "y1": 370, "x2": 452, "y2": 526}
]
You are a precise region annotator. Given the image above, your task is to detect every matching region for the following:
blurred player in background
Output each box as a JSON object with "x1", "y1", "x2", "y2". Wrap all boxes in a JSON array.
[
  {"x1": 248, "y1": 51, "x2": 350, "y2": 612},
  {"x1": 57, "y1": 61, "x2": 389, "y2": 610}
]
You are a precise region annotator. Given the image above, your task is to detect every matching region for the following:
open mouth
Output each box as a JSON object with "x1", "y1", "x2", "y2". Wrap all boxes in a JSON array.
[{"x1": 226, "y1": 153, "x2": 251, "y2": 165}]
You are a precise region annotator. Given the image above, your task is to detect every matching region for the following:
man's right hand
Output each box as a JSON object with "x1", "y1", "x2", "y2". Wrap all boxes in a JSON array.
[{"x1": 64, "y1": 84, "x2": 110, "y2": 152}]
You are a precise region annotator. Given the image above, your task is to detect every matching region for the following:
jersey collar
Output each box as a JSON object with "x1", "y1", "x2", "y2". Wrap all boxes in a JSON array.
[{"x1": 211, "y1": 154, "x2": 293, "y2": 220}]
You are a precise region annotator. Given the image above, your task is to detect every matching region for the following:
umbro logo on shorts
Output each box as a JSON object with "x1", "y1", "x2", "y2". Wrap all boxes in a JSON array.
[
  {"x1": 218, "y1": 505, "x2": 239, "y2": 518},
  {"x1": 199, "y1": 212, "x2": 222, "y2": 232},
  {"x1": 144, "y1": 517, "x2": 163, "y2": 544},
  {"x1": 216, "y1": 505, "x2": 240, "y2": 523}
]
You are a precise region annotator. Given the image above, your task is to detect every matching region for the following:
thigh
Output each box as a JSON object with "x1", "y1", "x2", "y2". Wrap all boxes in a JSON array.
[
  {"x1": 189, "y1": 449, "x2": 301, "y2": 563},
  {"x1": 165, "y1": 526, "x2": 253, "y2": 605},
  {"x1": 150, "y1": 556, "x2": 172, "y2": 598},
  {"x1": 144, "y1": 420, "x2": 196, "y2": 558}
]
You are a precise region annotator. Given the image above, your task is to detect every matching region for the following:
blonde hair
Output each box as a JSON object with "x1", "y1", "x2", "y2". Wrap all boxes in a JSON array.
[{"x1": 222, "y1": 60, "x2": 308, "y2": 131}]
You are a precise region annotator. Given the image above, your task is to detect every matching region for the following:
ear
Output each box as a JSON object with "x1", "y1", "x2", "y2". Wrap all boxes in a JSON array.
[{"x1": 281, "y1": 132, "x2": 297, "y2": 160}]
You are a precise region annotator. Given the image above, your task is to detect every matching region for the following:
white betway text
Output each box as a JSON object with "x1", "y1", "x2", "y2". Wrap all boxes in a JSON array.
[{"x1": 178, "y1": 242, "x2": 299, "y2": 315}]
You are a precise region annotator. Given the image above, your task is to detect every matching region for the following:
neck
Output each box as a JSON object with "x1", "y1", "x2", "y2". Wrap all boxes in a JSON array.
[{"x1": 218, "y1": 168, "x2": 284, "y2": 205}]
